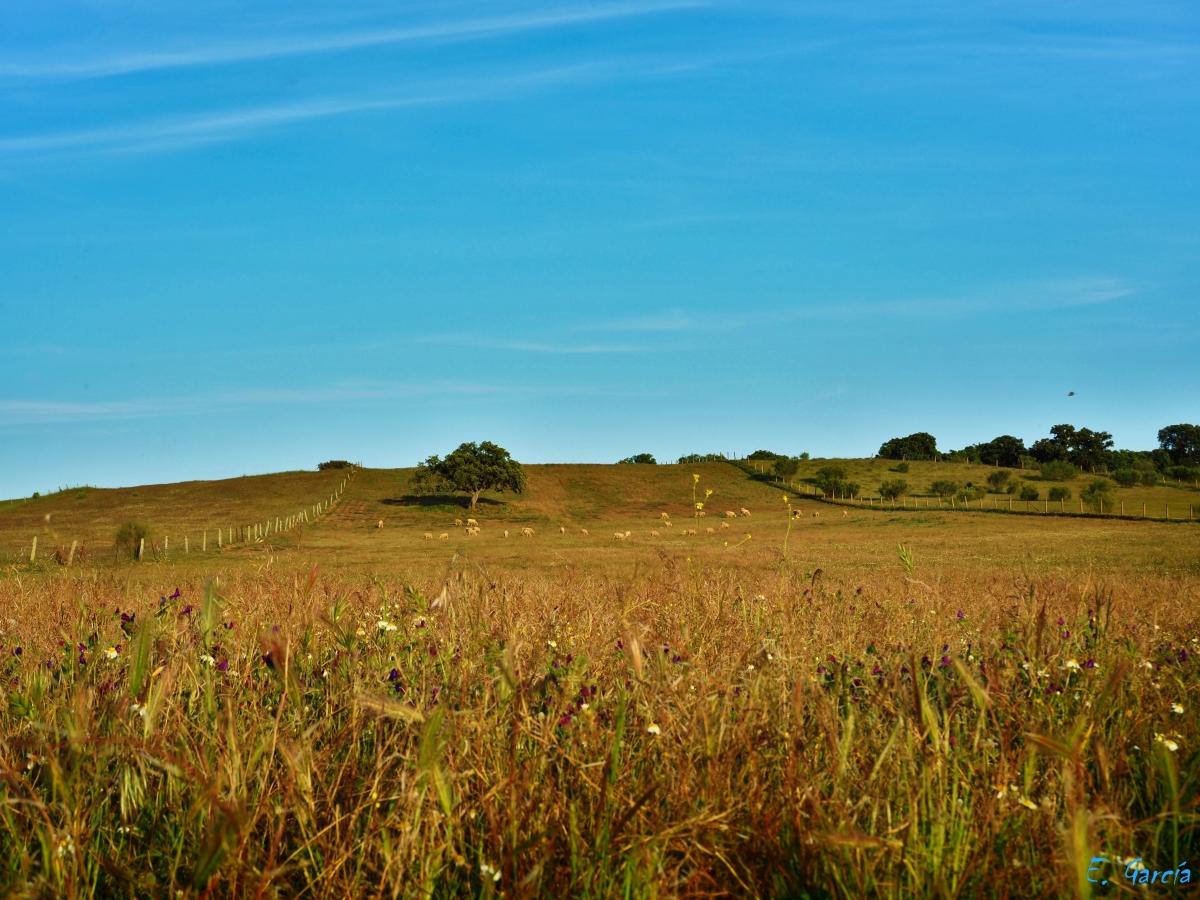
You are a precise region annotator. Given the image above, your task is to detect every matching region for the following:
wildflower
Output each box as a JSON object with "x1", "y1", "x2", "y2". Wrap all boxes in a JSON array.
[
  {"x1": 1171, "y1": 702, "x2": 1184, "y2": 714},
  {"x1": 217, "y1": 659, "x2": 229, "y2": 673},
  {"x1": 355, "y1": 628, "x2": 366, "y2": 637},
  {"x1": 480, "y1": 862, "x2": 502, "y2": 883},
  {"x1": 1142, "y1": 661, "x2": 1154, "y2": 670},
  {"x1": 747, "y1": 664, "x2": 755, "y2": 671},
  {"x1": 693, "y1": 474, "x2": 700, "y2": 483},
  {"x1": 56, "y1": 835, "x2": 75, "y2": 859},
  {"x1": 1018, "y1": 797, "x2": 1038, "y2": 811},
  {"x1": 956, "y1": 610, "x2": 964, "y2": 619},
  {"x1": 105, "y1": 646, "x2": 120, "y2": 660},
  {"x1": 1154, "y1": 733, "x2": 1179, "y2": 752},
  {"x1": 199, "y1": 654, "x2": 215, "y2": 665},
  {"x1": 647, "y1": 723, "x2": 661, "y2": 735},
  {"x1": 1064, "y1": 659, "x2": 1081, "y2": 671},
  {"x1": 547, "y1": 640, "x2": 557, "y2": 649}
]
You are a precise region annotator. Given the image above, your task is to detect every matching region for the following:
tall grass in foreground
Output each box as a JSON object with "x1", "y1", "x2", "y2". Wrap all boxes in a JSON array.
[{"x1": 0, "y1": 562, "x2": 1195, "y2": 898}]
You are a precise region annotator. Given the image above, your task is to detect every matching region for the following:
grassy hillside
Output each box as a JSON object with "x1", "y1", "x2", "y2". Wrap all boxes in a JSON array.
[{"x1": 4, "y1": 460, "x2": 1198, "y2": 578}]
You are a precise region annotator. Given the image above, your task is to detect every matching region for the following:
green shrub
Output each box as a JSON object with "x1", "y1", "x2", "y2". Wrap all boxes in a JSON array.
[
  {"x1": 929, "y1": 480, "x2": 958, "y2": 498},
  {"x1": 1048, "y1": 486, "x2": 1072, "y2": 502},
  {"x1": 879, "y1": 479, "x2": 909, "y2": 500},
  {"x1": 1019, "y1": 485, "x2": 1040, "y2": 502},
  {"x1": 115, "y1": 522, "x2": 153, "y2": 560},
  {"x1": 318, "y1": 460, "x2": 352, "y2": 471},
  {"x1": 986, "y1": 470, "x2": 1011, "y2": 492},
  {"x1": 815, "y1": 466, "x2": 859, "y2": 497},
  {"x1": 957, "y1": 486, "x2": 987, "y2": 503},
  {"x1": 892, "y1": 462, "x2": 910, "y2": 473},
  {"x1": 1040, "y1": 460, "x2": 1077, "y2": 482},
  {"x1": 1112, "y1": 469, "x2": 1140, "y2": 488},
  {"x1": 1081, "y1": 478, "x2": 1115, "y2": 511},
  {"x1": 1141, "y1": 470, "x2": 1160, "y2": 487},
  {"x1": 618, "y1": 453, "x2": 657, "y2": 465}
]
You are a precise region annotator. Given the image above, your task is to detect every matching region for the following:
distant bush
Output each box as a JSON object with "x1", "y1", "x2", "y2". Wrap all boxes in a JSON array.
[
  {"x1": 1081, "y1": 478, "x2": 1115, "y2": 511},
  {"x1": 799, "y1": 452, "x2": 811, "y2": 460},
  {"x1": 929, "y1": 480, "x2": 958, "y2": 498},
  {"x1": 1018, "y1": 454, "x2": 1038, "y2": 470},
  {"x1": 115, "y1": 522, "x2": 153, "y2": 560},
  {"x1": 815, "y1": 466, "x2": 859, "y2": 497},
  {"x1": 678, "y1": 453, "x2": 728, "y2": 464},
  {"x1": 879, "y1": 479, "x2": 908, "y2": 500},
  {"x1": 1112, "y1": 469, "x2": 1140, "y2": 488},
  {"x1": 318, "y1": 460, "x2": 352, "y2": 471},
  {"x1": 774, "y1": 458, "x2": 799, "y2": 482},
  {"x1": 1166, "y1": 465, "x2": 1200, "y2": 483},
  {"x1": 618, "y1": 454, "x2": 657, "y2": 465},
  {"x1": 986, "y1": 471, "x2": 1011, "y2": 492},
  {"x1": 892, "y1": 462, "x2": 910, "y2": 473},
  {"x1": 747, "y1": 450, "x2": 785, "y2": 461},
  {"x1": 957, "y1": 486, "x2": 986, "y2": 503},
  {"x1": 1040, "y1": 460, "x2": 1077, "y2": 482},
  {"x1": 31, "y1": 492, "x2": 40, "y2": 499},
  {"x1": 1141, "y1": 470, "x2": 1160, "y2": 487},
  {"x1": 1048, "y1": 486, "x2": 1072, "y2": 502},
  {"x1": 1019, "y1": 485, "x2": 1040, "y2": 502}
]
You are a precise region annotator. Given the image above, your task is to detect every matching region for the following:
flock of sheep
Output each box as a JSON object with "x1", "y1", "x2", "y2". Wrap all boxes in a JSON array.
[{"x1": 404, "y1": 507, "x2": 756, "y2": 542}]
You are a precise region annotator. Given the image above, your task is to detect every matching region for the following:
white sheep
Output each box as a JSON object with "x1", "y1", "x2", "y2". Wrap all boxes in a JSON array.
[
  {"x1": 721, "y1": 522, "x2": 729, "y2": 529},
  {"x1": 521, "y1": 527, "x2": 534, "y2": 537},
  {"x1": 439, "y1": 532, "x2": 449, "y2": 540},
  {"x1": 687, "y1": 528, "x2": 697, "y2": 536},
  {"x1": 725, "y1": 511, "x2": 737, "y2": 518},
  {"x1": 454, "y1": 518, "x2": 463, "y2": 527},
  {"x1": 581, "y1": 528, "x2": 589, "y2": 536},
  {"x1": 376, "y1": 520, "x2": 384, "y2": 529},
  {"x1": 467, "y1": 518, "x2": 479, "y2": 527},
  {"x1": 559, "y1": 526, "x2": 565, "y2": 534},
  {"x1": 705, "y1": 527, "x2": 715, "y2": 534},
  {"x1": 651, "y1": 530, "x2": 660, "y2": 537},
  {"x1": 740, "y1": 508, "x2": 751, "y2": 517},
  {"x1": 624, "y1": 531, "x2": 631, "y2": 538},
  {"x1": 423, "y1": 533, "x2": 433, "y2": 540},
  {"x1": 504, "y1": 530, "x2": 509, "y2": 538},
  {"x1": 614, "y1": 532, "x2": 625, "y2": 540},
  {"x1": 660, "y1": 512, "x2": 670, "y2": 521}
]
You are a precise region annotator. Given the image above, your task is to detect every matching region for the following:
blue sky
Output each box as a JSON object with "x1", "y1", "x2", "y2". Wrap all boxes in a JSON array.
[{"x1": 1, "y1": 0, "x2": 1197, "y2": 495}]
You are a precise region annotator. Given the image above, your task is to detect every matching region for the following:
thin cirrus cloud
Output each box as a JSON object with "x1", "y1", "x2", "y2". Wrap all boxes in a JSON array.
[
  {"x1": 0, "y1": 0, "x2": 708, "y2": 81},
  {"x1": 0, "y1": 381, "x2": 619, "y2": 425},
  {"x1": 0, "y1": 55, "x2": 708, "y2": 157}
]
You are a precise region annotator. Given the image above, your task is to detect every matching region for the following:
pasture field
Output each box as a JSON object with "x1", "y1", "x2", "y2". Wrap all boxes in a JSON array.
[{"x1": 0, "y1": 462, "x2": 1196, "y2": 898}]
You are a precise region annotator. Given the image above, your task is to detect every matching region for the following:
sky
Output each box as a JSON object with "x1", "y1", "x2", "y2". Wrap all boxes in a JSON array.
[{"x1": 1, "y1": 0, "x2": 1198, "y2": 496}]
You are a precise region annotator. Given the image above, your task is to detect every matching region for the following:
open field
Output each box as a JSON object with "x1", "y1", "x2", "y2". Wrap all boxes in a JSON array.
[{"x1": 0, "y1": 463, "x2": 1196, "y2": 897}]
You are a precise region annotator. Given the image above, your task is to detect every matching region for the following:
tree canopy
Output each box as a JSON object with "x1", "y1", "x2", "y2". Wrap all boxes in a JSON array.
[
  {"x1": 878, "y1": 432, "x2": 938, "y2": 461},
  {"x1": 413, "y1": 441, "x2": 527, "y2": 509},
  {"x1": 747, "y1": 450, "x2": 786, "y2": 461},
  {"x1": 618, "y1": 453, "x2": 657, "y2": 465},
  {"x1": 1159, "y1": 424, "x2": 1200, "y2": 466},
  {"x1": 1030, "y1": 424, "x2": 1112, "y2": 471},
  {"x1": 975, "y1": 435, "x2": 1026, "y2": 468}
]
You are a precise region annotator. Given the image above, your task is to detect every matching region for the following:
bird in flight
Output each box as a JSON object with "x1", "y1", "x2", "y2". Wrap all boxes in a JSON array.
[{"x1": 1068, "y1": 391, "x2": 1075, "y2": 396}]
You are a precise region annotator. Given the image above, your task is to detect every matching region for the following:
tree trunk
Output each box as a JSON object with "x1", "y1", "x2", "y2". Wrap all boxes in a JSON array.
[{"x1": 470, "y1": 491, "x2": 481, "y2": 509}]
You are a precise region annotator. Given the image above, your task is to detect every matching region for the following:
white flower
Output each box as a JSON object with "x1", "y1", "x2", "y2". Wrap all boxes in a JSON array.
[
  {"x1": 355, "y1": 628, "x2": 366, "y2": 637},
  {"x1": 1170, "y1": 702, "x2": 1184, "y2": 714},
  {"x1": 1021, "y1": 662, "x2": 1030, "y2": 670},
  {"x1": 1142, "y1": 661, "x2": 1154, "y2": 670},
  {"x1": 547, "y1": 640, "x2": 557, "y2": 649},
  {"x1": 479, "y1": 862, "x2": 502, "y2": 883},
  {"x1": 1064, "y1": 659, "x2": 1081, "y2": 671},
  {"x1": 1018, "y1": 797, "x2": 1038, "y2": 810},
  {"x1": 377, "y1": 620, "x2": 391, "y2": 631},
  {"x1": 747, "y1": 664, "x2": 755, "y2": 671},
  {"x1": 1155, "y1": 733, "x2": 1180, "y2": 752},
  {"x1": 104, "y1": 646, "x2": 119, "y2": 660},
  {"x1": 647, "y1": 723, "x2": 661, "y2": 735},
  {"x1": 199, "y1": 654, "x2": 215, "y2": 665},
  {"x1": 1037, "y1": 669, "x2": 1049, "y2": 678}
]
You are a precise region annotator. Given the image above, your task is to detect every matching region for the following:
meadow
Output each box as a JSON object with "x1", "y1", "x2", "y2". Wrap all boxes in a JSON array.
[{"x1": 0, "y1": 461, "x2": 1196, "y2": 898}]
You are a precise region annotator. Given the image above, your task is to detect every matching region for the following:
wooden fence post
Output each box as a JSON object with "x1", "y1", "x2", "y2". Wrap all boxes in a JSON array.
[
  {"x1": 218, "y1": 529, "x2": 222, "y2": 548},
  {"x1": 185, "y1": 536, "x2": 189, "y2": 553},
  {"x1": 138, "y1": 537, "x2": 144, "y2": 561},
  {"x1": 30, "y1": 536, "x2": 37, "y2": 562},
  {"x1": 1142, "y1": 503, "x2": 1146, "y2": 518},
  {"x1": 68, "y1": 540, "x2": 77, "y2": 566},
  {"x1": 165, "y1": 536, "x2": 169, "y2": 553},
  {"x1": 203, "y1": 532, "x2": 207, "y2": 551}
]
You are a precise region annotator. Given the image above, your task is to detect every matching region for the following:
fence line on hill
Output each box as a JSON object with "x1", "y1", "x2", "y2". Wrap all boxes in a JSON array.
[{"x1": 24, "y1": 465, "x2": 359, "y2": 565}]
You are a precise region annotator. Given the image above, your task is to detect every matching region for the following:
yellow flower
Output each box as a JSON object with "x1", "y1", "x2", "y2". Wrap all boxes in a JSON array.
[
  {"x1": 693, "y1": 474, "x2": 700, "y2": 483},
  {"x1": 705, "y1": 489, "x2": 713, "y2": 497},
  {"x1": 695, "y1": 502, "x2": 704, "y2": 509},
  {"x1": 647, "y1": 723, "x2": 661, "y2": 735},
  {"x1": 1018, "y1": 797, "x2": 1038, "y2": 810}
]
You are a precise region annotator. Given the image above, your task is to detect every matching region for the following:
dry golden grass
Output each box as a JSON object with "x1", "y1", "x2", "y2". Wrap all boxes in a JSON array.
[{"x1": 0, "y1": 464, "x2": 1196, "y2": 897}]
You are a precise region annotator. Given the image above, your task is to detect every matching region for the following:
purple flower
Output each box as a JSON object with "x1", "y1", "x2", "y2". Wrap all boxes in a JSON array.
[
  {"x1": 180, "y1": 605, "x2": 193, "y2": 616},
  {"x1": 616, "y1": 641, "x2": 624, "y2": 650},
  {"x1": 558, "y1": 715, "x2": 572, "y2": 727},
  {"x1": 388, "y1": 668, "x2": 401, "y2": 681},
  {"x1": 12, "y1": 647, "x2": 21, "y2": 657},
  {"x1": 217, "y1": 659, "x2": 229, "y2": 673},
  {"x1": 1180, "y1": 649, "x2": 1190, "y2": 663},
  {"x1": 1084, "y1": 659, "x2": 1097, "y2": 669},
  {"x1": 223, "y1": 621, "x2": 234, "y2": 630},
  {"x1": 733, "y1": 687, "x2": 741, "y2": 697},
  {"x1": 428, "y1": 645, "x2": 437, "y2": 657},
  {"x1": 956, "y1": 610, "x2": 964, "y2": 619},
  {"x1": 671, "y1": 655, "x2": 681, "y2": 663},
  {"x1": 170, "y1": 588, "x2": 181, "y2": 600},
  {"x1": 1057, "y1": 617, "x2": 1065, "y2": 626},
  {"x1": 1061, "y1": 631, "x2": 1070, "y2": 639},
  {"x1": 872, "y1": 665, "x2": 882, "y2": 676},
  {"x1": 940, "y1": 656, "x2": 951, "y2": 668}
]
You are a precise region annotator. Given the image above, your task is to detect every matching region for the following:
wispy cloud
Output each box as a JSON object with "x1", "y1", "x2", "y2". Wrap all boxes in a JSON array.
[
  {"x1": 0, "y1": 55, "x2": 706, "y2": 157},
  {"x1": 0, "y1": 380, "x2": 625, "y2": 425},
  {"x1": 0, "y1": 0, "x2": 706, "y2": 81}
]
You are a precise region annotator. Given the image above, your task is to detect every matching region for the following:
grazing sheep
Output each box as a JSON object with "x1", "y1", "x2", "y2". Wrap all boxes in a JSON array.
[
  {"x1": 467, "y1": 527, "x2": 480, "y2": 535},
  {"x1": 698, "y1": 510, "x2": 706, "y2": 517},
  {"x1": 664, "y1": 521, "x2": 672, "y2": 527},
  {"x1": 740, "y1": 508, "x2": 751, "y2": 517},
  {"x1": 625, "y1": 531, "x2": 631, "y2": 538},
  {"x1": 581, "y1": 528, "x2": 589, "y2": 536},
  {"x1": 521, "y1": 527, "x2": 534, "y2": 537},
  {"x1": 438, "y1": 533, "x2": 449, "y2": 540},
  {"x1": 454, "y1": 519, "x2": 463, "y2": 527},
  {"x1": 376, "y1": 520, "x2": 384, "y2": 529},
  {"x1": 705, "y1": 527, "x2": 715, "y2": 534},
  {"x1": 423, "y1": 533, "x2": 433, "y2": 540},
  {"x1": 467, "y1": 518, "x2": 479, "y2": 527},
  {"x1": 725, "y1": 511, "x2": 737, "y2": 518},
  {"x1": 559, "y1": 526, "x2": 565, "y2": 534},
  {"x1": 721, "y1": 521, "x2": 729, "y2": 529},
  {"x1": 842, "y1": 510, "x2": 848, "y2": 517},
  {"x1": 613, "y1": 532, "x2": 625, "y2": 540},
  {"x1": 651, "y1": 530, "x2": 660, "y2": 537},
  {"x1": 812, "y1": 512, "x2": 820, "y2": 518},
  {"x1": 660, "y1": 512, "x2": 670, "y2": 521},
  {"x1": 503, "y1": 530, "x2": 509, "y2": 538},
  {"x1": 688, "y1": 528, "x2": 698, "y2": 536}
]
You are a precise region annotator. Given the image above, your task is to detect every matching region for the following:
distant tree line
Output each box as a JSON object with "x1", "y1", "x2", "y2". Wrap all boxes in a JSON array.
[{"x1": 876, "y1": 424, "x2": 1200, "y2": 481}]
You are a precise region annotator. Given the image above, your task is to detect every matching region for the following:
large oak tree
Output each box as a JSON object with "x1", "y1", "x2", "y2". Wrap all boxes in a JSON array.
[{"x1": 413, "y1": 441, "x2": 527, "y2": 509}]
